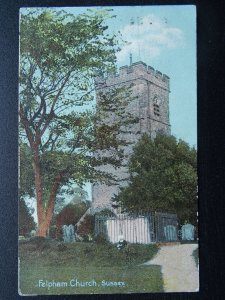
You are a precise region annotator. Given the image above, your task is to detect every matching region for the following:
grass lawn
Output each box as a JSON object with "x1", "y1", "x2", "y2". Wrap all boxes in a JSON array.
[{"x1": 19, "y1": 239, "x2": 163, "y2": 295}]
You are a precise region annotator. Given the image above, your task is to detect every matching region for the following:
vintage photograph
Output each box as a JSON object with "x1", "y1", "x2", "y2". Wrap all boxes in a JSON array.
[{"x1": 18, "y1": 5, "x2": 198, "y2": 294}]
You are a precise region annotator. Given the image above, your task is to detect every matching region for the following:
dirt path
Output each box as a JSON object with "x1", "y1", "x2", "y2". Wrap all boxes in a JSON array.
[{"x1": 144, "y1": 243, "x2": 199, "y2": 292}]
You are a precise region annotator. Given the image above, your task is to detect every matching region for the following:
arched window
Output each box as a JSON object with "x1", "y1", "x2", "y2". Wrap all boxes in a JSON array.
[{"x1": 153, "y1": 95, "x2": 160, "y2": 116}]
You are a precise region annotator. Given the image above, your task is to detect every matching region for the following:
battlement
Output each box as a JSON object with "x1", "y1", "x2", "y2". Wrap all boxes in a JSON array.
[{"x1": 95, "y1": 61, "x2": 170, "y2": 90}]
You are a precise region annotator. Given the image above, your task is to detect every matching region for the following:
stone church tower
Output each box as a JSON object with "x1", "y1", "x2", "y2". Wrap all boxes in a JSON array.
[{"x1": 92, "y1": 61, "x2": 171, "y2": 212}]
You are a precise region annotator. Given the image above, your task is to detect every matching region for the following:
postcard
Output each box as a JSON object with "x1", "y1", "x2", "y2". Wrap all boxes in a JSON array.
[{"x1": 18, "y1": 5, "x2": 198, "y2": 295}]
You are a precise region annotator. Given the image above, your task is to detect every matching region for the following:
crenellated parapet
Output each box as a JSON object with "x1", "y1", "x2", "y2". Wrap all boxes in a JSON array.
[{"x1": 95, "y1": 61, "x2": 170, "y2": 91}]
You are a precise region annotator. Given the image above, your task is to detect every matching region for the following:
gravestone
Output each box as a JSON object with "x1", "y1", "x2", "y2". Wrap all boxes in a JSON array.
[
  {"x1": 164, "y1": 225, "x2": 177, "y2": 241},
  {"x1": 181, "y1": 223, "x2": 195, "y2": 241},
  {"x1": 62, "y1": 224, "x2": 76, "y2": 243}
]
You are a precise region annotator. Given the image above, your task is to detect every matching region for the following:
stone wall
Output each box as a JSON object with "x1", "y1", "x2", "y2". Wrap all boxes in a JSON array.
[{"x1": 92, "y1": 61, "x2": 171, "y2": 211}]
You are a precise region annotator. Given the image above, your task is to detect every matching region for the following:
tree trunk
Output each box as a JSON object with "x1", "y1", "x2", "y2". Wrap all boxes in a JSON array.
[
  {"x1": 32, "y1": 145, "x2": 47, "y2": 236},
  {"x1": 36, "y1": 172, "x2": 64, "y2": 237},
  {"x1": 20, "y1": 105, "x2": 64, "y2": 237},
  {"x1": 37, "y1": 222, "x2": 48, "y2": 237}
]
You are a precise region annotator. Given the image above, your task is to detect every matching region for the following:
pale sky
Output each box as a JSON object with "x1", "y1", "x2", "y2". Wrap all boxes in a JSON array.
[{"x1": 60, "y1": 5, "x2": 197, "y2": 147}]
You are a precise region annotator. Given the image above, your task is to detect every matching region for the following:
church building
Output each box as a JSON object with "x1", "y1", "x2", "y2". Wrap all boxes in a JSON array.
[{"x1": 92, "y1": 61, "x2": 171, "y2": 212}]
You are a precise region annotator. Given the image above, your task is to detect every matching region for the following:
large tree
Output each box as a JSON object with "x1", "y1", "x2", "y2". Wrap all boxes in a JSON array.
[
  {"x1": 114, "y1": 134, "x2": 198, "y2": 224},
  {"x1": 19, "y1": 9, "x2": 137, "y2": 237}
]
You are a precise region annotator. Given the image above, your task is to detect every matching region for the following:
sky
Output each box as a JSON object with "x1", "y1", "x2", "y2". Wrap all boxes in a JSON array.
[
  {"x1": 21, "y1": 5, "x2": 197, "y2": 146},
  {"x1": 61, "y1": 5, "x2": 197, "y2": 148},
  {"x1": 21, "y1": 6, "x2": 196, "y2": 221}
]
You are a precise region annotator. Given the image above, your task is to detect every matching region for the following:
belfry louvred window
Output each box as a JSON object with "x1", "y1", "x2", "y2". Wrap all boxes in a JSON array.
[{"x1": 153, "y1": 96, "x2": 160, "y2": 116}]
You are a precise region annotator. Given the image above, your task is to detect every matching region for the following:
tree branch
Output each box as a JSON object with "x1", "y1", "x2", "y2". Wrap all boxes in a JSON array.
[
  {"x1": 29, "y1": 95, "x2": 46, "y2": 125},
  {"x1": 19, "y1": 103, "x2": 34, "y2": 147},
  {"x1": 39, "y1": 71, "x2": 72, "y2": 137},
  {"x1": 36, "y1": 96, "x2": 47, "y2": 130}
]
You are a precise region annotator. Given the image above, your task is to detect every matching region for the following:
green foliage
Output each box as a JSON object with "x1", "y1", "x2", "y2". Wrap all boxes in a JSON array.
[
  {"x1": 19, "y1": 8, "x2": 137, "y2": 194},
  {"x1": 19, "y1": 198, "x2": 36, "y2": 236},
  {"x1": 95, "y1": 208, "x2": 116, "y2": 217},
  {"x1": 114, "y1": 134, "x2": 198, "y2": 224},
  {"x1": 20, "y1": 9, "x2": 119, "y2": 80},
  {"x1": 70, "y1": 186, "x2": 89, "y2": 204}
]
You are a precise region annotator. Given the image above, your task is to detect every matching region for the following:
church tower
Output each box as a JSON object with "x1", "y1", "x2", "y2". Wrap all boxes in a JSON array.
[{"x1": 92, "y1": 61, "x2": 171, "y2": 211}]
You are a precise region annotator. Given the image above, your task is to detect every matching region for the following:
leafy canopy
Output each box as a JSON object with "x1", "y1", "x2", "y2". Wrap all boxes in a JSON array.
[
  {"x1": 19, "y1": 8, "x2": 134, "y2": 199},
  {"x1": 114, "y1": 134, "x2": 197, "y2": 224}
]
